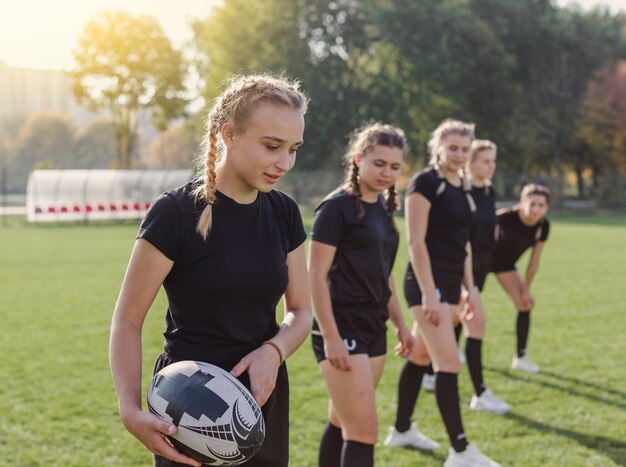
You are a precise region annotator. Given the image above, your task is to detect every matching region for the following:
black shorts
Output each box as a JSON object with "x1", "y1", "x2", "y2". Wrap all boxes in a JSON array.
[
  {"x1": 311, "y1": 305, "x2": 388, "y2": 363},
  {"x1": 473, "y1": 250, "x2": 493, "y2": 291},
  {"x1": 490, "y1": 255, "x2": 517, "y2": 274},
  {"x1": 153, "y1": 351, "x2": 289, "y2": 467},
  {"x1": 404, "y1": 266, "x2": 464, "y2": 306}
]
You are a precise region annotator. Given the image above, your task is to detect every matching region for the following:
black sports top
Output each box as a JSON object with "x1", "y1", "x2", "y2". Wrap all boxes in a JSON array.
[
  {"x1": 138, "y1": 183, "x2": 306, "y2": 369},
  {"x1": 491, "y1": 208, "x2": 550, "y2": 267},
  {"x1": 405, "y1": 168, "x2": 475, "y2": 272},
  {"x1": 310, "y1": 189, "x2": 399, "y2": 309},
  {"x1": 470, "y1": 184, "x2": 497, "y2": 254}
]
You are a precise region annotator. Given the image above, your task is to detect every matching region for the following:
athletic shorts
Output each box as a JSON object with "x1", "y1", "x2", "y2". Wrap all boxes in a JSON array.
[
  {"x1": 404, "y1": 265, "x2": 464, "y2": 306},
  {"x1": 490, "y1": 255, "x2": 517, "y2": 274},
  {"x1": 311, "y1": 305, "x2": 388, "y2": 363},
  {"x1": 473, "y1": 250, "x2": 493, "y2": 291},
  {"x1": 153, "y1": 350, "x2": 289, "y2": 467}
]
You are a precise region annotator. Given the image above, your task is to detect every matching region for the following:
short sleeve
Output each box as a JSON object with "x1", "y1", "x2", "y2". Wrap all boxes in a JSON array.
[
  {"x1": 287, "y1": 199, "x2": 307, "y2": 252},
  {"x1": 310, "y1": 198, "x2": 345, "y2": 247},
  {"x1": 539, "y1": 219, "x2": 550, "y2": 242},
  {"x1": 137, "y1": 193, "x2": 181, "y2": 261},
  {"x1": 407, "y1": 170, "x2": 439, "y2": 203}
]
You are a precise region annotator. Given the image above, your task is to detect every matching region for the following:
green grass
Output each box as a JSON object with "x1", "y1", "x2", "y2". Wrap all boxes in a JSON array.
[{"x1": 0, "y1": 214, "x2": 625, "y2": 466}]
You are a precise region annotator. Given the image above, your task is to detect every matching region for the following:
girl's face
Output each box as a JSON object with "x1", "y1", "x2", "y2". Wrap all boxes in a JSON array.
[
  {"x1": 469, "y1": 148, "x2": 496, "y2": 182},
  {"x1": 439, "y1": 133, "x2": 471, "y2": 174},
  {"x1": 355, "y1": 144, "x2": 404, "y2": 198},
  {"x1": 520, "y1": 194, "x2": 549, "y2": 224},
  {"x1": 223, "y1": 102, "x2": 304, "y2": 193}
]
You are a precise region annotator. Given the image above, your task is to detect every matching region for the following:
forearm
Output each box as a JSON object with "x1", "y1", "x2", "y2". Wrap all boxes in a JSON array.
[
  {"x1": 309, "y1": 273, "x2": 341, "y2": 340},
  {"x1": 411, "y1": 240, "x2": 436, "y2": 296},
  {"x1": 524, "y1": 261, "x2": 539, "y2": 292},
  {"x1": 109, "y1": 315, "x2": 144, "y2": 422},
  {"x1": 463, "y1": 243, "x2": 475, "y2": 290}
]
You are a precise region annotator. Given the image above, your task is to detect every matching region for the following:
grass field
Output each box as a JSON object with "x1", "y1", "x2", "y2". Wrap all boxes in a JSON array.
[{"x1": 0, "y1": 213, "x2": 625, "y2": 466}]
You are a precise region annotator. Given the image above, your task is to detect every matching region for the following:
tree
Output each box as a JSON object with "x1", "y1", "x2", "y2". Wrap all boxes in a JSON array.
[
  {"x1": 72, "y1": 119, "x2": 118, "y2": 168},
  {"x1": 10, "y1": 111, "x2": 75, "y2": 191},
  {"x1": 71, "y1": 10, "x2": 187, "y2": 168},
  {"x1": 191, "y1": 0, "x2": 369, "y2": 168},
  {"x1": 144, "y1": 122, "x2": 199, "y2": 169}
]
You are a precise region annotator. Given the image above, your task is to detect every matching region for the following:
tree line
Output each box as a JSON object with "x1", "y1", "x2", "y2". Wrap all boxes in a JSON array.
[{"x1": 2, "y1": 1, "x2": 626, "y2": 205}]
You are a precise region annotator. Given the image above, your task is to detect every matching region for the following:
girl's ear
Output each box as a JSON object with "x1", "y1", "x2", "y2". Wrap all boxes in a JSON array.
[
  {"x1": 220, "y1": 122, "x2": 235, "y2": 148},
  {"x1": 354, "y1": 152, "x2": 363, "y2": 167}
]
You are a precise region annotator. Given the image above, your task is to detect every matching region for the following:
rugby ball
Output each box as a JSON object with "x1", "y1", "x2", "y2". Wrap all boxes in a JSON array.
[{"x1": 147, "y1": 360, "x2": 265, "y2": 465}]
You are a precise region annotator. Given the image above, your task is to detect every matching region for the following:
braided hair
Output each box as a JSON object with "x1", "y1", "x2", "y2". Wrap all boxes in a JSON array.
[{"x1": 192, "y1": 74, "x2": 308, "y2": 239}]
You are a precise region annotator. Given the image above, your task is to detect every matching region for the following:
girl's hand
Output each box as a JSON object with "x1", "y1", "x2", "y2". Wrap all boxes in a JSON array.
[
  {"x1": 230, "y1": 343, "x2": 281, "y2": 406},
  {"x1": 521, "y1": 290, "x2": 535, "y2": 309},
  {"x1": 394, "y1": 324, "x2": 415, "y2": 358},
  {"x1": 462, "y1": 286, "x2": 483, "y2": 322},
  {"x1": 422, "y1": 294, "x2": 443, "y2": 326},
  {"x1": 122, "y1": 409, "x2": 201, "y2": 467},
  {"x1": 324, "y1": 335, "x2": 352, "y2": 371}
]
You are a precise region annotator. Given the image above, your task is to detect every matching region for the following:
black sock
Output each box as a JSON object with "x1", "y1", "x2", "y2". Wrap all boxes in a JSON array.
[
  {"x1": 394, "y1": 361, "x2": 427, "y2": 432},
  {"x1": 318, "y1": 421, "x2": 342, "y2": 467},
  {"x1": 425, "y1": 362, "x2": 434, "y2": 376},
  {"x1": 466, "y1": 337, "x2": 485, "y2": 396},
  {"x1": 516, "y1": 311, "x2": 530, "y2": 357},
  {"x1": 435, "y1": 372, "x2": 468, "y2": 453},
  {"x1": 454, "y1": 323, "x2": 463, "y2": 343},
  {"x1": 340, "y1": 440, "x2": 374, "y2": 467}
]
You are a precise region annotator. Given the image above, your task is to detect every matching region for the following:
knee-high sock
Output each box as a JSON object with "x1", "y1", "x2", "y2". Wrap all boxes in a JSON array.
[
  {"x1": 454, "y1": 323, "x2": 463, "y2": 343},
  {"x1": 340, "y1": 440, "x2": 374, "y2": 467},
  {"x1": 516, "y1": 311, "x2": 531, "y2": 357},
  {"x1": 318, "y1": 421, "x2": 342, "y2": 467},
  {"x1": 435, "y1": 372, "x2": 468, "y2": 453},
  {"x1": 394, "y1": 361, "x2": 427, "y2": 432},
  {"x1": 465, "y1": 337, "x2": 485, "y2": 396}
]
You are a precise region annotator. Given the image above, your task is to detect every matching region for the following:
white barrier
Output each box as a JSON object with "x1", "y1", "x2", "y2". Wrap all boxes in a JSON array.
[{"x1": 26, "y1": 169, "x2": 193, "y2": 223}]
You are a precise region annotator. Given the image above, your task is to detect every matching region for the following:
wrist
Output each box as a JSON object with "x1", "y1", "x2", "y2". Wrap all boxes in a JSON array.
[{"x1": 262, "y1": 340, "x2": 284, "y2": 365}]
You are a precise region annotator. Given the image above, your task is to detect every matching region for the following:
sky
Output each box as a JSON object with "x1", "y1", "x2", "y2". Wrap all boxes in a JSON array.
[{"x1": 0, "y1": 0, "x2": 624, "y2": 71}]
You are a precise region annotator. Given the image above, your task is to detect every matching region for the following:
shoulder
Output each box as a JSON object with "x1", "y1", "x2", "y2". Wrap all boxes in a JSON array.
[
  {"x1": 407, "y1": 168, "x2": 440, "y2": 195},
  {"x1": 315, "y1": 188, "x2": 351, "y2": 212},
  {"x1": 152, "y1": 182, "x2": 202, "y2": 221},
  {"x1": 262, "y1": 189, "x2": 303, "y2": 222}
]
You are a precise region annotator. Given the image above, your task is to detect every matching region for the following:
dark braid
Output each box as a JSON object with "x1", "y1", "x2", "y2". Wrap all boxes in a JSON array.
[
  {"x1": 345, "y1": 160, "x2": 365, "y2": 219},
  {"x1": 385, "y1": 183, "x2": 399, "y2": 233}
]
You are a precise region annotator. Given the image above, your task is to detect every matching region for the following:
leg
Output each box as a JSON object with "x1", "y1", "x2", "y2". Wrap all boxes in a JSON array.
[
  {"x1": 318, "y1": 399, "x2": 343, "y2": 467},
  {"x1": 496, "y1": 270, "x2": 539, "y2": 373},
  {"x1": 415, "y1": 302, "x2": 468, "y2": 452},
  {"x1": 320, "y1": 355, "x2": 377, "y2": 467},
  {"x1": 385, "y1": 315, "x2": 440, "y2": 451},
  {"x1": 496, "y1": 270, "x2": 532, "y2": 356}
]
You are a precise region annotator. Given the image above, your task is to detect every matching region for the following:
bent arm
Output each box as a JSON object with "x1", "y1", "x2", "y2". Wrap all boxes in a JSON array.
[{"x1": 523, "y1": 241, "x2": 545, "y2": 293}]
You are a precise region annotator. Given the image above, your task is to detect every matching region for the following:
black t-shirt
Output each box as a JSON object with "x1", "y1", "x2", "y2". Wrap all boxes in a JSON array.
[
  {"x1": 138, "y1": 183, "x2": 306, "y2": 369},
  {"x1": 492, "y1": 208, "x2": 550, "y2": 267},
  {"x1": 310, "y1": 190, "x2": 399, "y2": 309},
  {"x1": 470, "y1": 185, "x2": 497, "y2": 254},
  {"x1": 405, "y1": 168, "x2": 475, "y2": 274}
]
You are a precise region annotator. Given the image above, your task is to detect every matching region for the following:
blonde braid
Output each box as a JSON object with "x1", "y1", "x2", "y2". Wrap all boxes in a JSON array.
[{"x1": 195, "y1": 129, "x2": 219, "y2": 238}]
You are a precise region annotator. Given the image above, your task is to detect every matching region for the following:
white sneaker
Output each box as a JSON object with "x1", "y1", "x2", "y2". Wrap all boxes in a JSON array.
[
  {"x1": 383, "y1": 423, "x2": 440, "y2": 451},
  {"x1": 469, "y1": 389, "x2": 511, "y2": 415},
  {"x1": 421, "y1": 373, "x2": 436, "y2": 392},
  {"x1": 511, "y1": 355, "x2": 540, "y2": 373},
  {"x1": 444, "y1": 443, "x2": 501, "y2": 467},
  {"x1": 458, "y1": 347, "x2": 466, "y2": 364}
]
